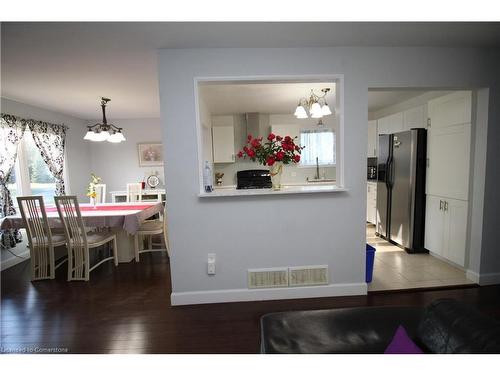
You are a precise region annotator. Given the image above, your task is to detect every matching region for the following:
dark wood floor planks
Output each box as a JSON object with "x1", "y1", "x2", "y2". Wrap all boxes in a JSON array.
[{"x1": 2, "y1": 253, "x2": 500, "y2": 354}]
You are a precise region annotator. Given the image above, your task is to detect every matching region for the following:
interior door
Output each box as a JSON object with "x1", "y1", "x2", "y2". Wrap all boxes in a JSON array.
[
  {"x1": 389, "y1": 131, "x2": 412, "y2": 248},
  {"x1": 424, "y1": 195, "x2": 445, "y2": 256}
]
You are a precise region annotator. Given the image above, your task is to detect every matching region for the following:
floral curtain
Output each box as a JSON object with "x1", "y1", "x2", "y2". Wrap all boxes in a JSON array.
[
  {"x1": 25, "y1": 119, "x2": 67, "y2": 196},
  {"x1": 0, "y1": 114, "x2": 26, "y2": 249}
]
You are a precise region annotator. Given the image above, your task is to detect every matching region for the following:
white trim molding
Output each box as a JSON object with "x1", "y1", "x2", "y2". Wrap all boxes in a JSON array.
[
  {"x1": 466, "y1": 269, "x2": 500, "y2": 286},
  {"x1": 171, "y1": 282, "x2": 367, "y2": 306}
]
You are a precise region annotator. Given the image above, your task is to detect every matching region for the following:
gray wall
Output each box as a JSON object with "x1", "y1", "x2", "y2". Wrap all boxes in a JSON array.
[
  {"x1": 88, "y1": 118, "x2": 163, "y2": 199},
  {"x1": 158, "y1": 47, "x2": 500, "y2": 304}
]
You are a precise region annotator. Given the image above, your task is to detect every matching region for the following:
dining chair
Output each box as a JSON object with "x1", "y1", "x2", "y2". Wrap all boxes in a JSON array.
[
  {"x1": 16, "y1": 196, "x2": 67, "y2": 281},
  {"x1": 134, "y1": 205, "x2": 170, "y2": 262},
  {"x1": 94, "y1": 183, "x2": 107, "y2": 204},
  {"x1": 54, "y1": 196, "x2": 118, "y2": 281},
  {"x1": 126, "y1": 183, "x2": 142, "y2": 202}
]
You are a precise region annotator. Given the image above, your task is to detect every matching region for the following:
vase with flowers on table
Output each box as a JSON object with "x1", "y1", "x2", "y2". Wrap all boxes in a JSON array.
[
  {"x1": 237, "y1": 133, "x2": 304, "y2": 190},
  {"x1": 86, "y1": 173, "x2": 101, "y2": 209}
]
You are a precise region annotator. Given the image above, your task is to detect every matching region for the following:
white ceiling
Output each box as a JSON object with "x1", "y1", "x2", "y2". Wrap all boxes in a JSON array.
[
  {"x1": 199, "y1": 82, "x2": 336, "y2": 115},
  {"x1": 2, "y1": 22, "x2": 500, "y2": 119}
]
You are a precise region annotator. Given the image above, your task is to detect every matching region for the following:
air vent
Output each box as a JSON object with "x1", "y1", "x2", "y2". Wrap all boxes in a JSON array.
[
  {"x1": 247, "y1": 268, "x2": 289, "y2": 289},
  {"x1": 289, "y1": 265, "x2": 329, "y2": 287}
]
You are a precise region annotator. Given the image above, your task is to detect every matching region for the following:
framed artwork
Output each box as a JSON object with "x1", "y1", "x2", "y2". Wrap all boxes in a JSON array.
[{"x1": 137, "y1": 143, "x2": 164, "y2": 167}]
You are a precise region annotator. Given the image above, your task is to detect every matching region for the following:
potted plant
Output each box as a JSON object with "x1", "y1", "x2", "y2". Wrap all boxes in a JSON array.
[{"x1": 237, "y1": 133, "x2": 303, "y2": 190}]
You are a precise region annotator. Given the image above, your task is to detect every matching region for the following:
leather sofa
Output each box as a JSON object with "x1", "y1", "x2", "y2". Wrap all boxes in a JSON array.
[{"x1": 260, "y1": 299, "x2": 500, "y2": 353}]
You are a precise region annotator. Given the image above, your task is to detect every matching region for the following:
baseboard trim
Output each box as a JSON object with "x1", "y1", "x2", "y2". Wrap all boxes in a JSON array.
[
  {"x1": 171, "y1": 282, "x2": 367, "y2": 306},
  {"x1": 1, "y1": 250, "x2": 30, "y2": 271},
  {"x1": 478, "y1": 272, "x2": 500, "y2": 286},
  {"x1": 466, "y1": 270, "x2": 480, "y2": 283}
]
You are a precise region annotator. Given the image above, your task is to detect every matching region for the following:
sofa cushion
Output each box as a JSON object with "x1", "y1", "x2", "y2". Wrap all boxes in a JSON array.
[
  {"x1": 417, "y1": 299, "x2": 500, "y2": 353},
  {"x1": 260, "y1": 306, "x2": 423, "y2": 354}
]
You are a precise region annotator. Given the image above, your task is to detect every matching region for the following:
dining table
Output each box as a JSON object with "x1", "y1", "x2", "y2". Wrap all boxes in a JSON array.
[{"x1": 0, "y1": 201, "x2": 164, "y2": 263}]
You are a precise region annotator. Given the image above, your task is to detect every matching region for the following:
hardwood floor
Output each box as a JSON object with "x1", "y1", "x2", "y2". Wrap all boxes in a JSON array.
[{"x1": 2, "y1": 253, "x2": 500, "y2": 354}]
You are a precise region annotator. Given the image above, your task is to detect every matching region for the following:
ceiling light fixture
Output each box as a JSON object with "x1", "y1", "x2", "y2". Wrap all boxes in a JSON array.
[
  {"x1": 84, "y1": 97, "x2": 126, "y2": 143},
  {"x1": 294, "y1": 88, "x2": 334, "y2": 119}
]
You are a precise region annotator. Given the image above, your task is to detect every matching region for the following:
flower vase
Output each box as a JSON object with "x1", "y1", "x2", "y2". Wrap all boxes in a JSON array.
[
  {"x1": 90, "y1": 197, "x2": 97, "y2": 209},
  {"x1": 270, "y1": 162, "x2": 284, "y2": 190}
]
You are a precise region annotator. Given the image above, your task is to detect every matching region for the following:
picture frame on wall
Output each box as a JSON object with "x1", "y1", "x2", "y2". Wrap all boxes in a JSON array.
[{"x1": 137, "y1": 142, "x2": 164, "y2": 167}]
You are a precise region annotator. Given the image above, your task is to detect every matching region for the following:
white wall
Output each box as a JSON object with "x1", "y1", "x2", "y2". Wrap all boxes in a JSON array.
[
  {"x1": 1, "y1": 97, "x2": 91, "y2": 267},
  {"x1": 158, "y1": 47, "x2": 498, "y2": 305},
  {"x1": 88, "y1": 118, "x2": 163, "y2": 199}
]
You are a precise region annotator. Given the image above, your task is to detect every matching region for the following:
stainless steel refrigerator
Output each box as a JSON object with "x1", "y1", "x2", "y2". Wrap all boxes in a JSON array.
[{"x1": 376, "y1": 129, "x2": 427, "y2": 253}]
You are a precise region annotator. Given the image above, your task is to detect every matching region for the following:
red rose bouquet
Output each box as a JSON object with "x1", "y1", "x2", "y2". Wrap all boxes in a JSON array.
[{"x1": 237, "y1": 133, "x2": 303, "y2": 166}]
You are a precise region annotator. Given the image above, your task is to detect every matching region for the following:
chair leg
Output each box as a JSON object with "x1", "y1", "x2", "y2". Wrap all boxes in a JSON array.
[
  {"x1": 67, "y1": 246, "x2": 73, "y2": 281},
  {"x1": 134, "y1": 234, "x2": 140, "y2": 262},
  {"x1": 112, "y1": 236, "x2": 118, "y2": 266},
  {"x1": 84, "y1": 247, "x2": 90, "y2": 281},
  {"x1": 147, "y1": 235, "x2": 152, "y2": 251},
  {"x1": 49, "y1": 245, "x2": 55, "y2": 279}
]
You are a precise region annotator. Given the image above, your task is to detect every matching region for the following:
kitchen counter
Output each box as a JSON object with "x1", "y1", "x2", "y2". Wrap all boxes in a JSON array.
[{"x1": 199, "y1": 184, "x2": 347, "y2": 198}]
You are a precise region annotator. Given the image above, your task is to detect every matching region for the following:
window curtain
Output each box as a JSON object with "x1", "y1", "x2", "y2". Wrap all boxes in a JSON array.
[
  {"x1": 25, "y1": 119, "x2": 67, "y2": 196},
  {"x1": 0, "y1": 114, "x2": 26, "y2": 249},
  {"x1": 300, "y1": 129, "x2": 336, "y2": 166}
]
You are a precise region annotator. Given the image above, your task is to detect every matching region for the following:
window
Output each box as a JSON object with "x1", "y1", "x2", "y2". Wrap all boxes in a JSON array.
[
  {"x1": 9, "y1": 129, "x2": 58, "y2": 206},
  {"x1": 300, "y1": 129, "x2": 336, "y2": 166}
]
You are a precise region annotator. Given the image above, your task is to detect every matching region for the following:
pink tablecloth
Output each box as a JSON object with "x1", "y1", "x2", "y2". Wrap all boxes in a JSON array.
[{"x1": 0, "y1": 202, "x2": 163, "y2": 235}]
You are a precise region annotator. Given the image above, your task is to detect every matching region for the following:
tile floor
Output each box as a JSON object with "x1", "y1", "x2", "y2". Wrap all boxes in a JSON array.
[{"x1": 366, "y1": 224, "x2": 475, "y2": 292}]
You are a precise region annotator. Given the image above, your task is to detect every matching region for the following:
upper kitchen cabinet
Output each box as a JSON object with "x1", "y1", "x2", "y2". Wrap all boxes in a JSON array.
[
  {"x1": 426, "y1": 91, "x2": 472, "y2": 201},
  {"x1": 427, "y1": 91, "x2": 472, "y2": 129},
  {"x1": 367, "y1": 120, "x2": 377, "y2": 157},
  {"x1": 212, "y1": 115, "x2": 236, "y2": 163},
  {"x1": 403, "y1": 105, "x2": 426, "y2": 130},
  {"x1": 377, "y1": 112, "x2": 403, "y2": 135}
]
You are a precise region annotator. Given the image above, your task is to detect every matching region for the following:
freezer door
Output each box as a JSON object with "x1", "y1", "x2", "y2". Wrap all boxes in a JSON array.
[
  {"x1": 390, "y1": 131, "x2": 413, "y2": 248},
  {"x1": 376, "y1": 134, "x2": 391, "y2": 238}
]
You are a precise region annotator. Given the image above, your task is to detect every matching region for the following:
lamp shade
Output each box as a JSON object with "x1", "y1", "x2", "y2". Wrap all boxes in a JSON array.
[
  {"x1": 310, "y1": 102, "x2": 323, "y2": 118},
  {"x1": 294, "y1": 105, "x2": 308, "y2": 119},
  {"x1": 107, "y1": 132, "x2": 122, "y2": 143},
  {"x1": 84, "y1": 130, "x2": 94, "y2": 140},
  {"x1": 93, "y1": 131, "x2": 109, "y2": 142},
  {"x1": 321, "y1": 103, "x2": 332, "y2": 116}
]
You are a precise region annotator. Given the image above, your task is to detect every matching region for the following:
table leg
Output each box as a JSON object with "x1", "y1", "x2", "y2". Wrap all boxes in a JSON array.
[{"x1": 113, "y1": 229, "x2": 136, "y2": 263}]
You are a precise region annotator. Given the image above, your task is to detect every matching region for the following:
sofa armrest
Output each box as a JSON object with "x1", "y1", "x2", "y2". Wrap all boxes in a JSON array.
[{"x1": 260, "y1": 306, "x2": 423, "y2": 354}]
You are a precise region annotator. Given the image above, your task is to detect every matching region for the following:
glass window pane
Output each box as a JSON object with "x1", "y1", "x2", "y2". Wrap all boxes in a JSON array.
[{"x1": 25, "y1": 130, "x2": 56, "y2": 205}]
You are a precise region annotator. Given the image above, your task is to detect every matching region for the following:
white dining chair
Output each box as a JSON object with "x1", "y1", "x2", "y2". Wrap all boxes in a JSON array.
[
  {"x1": 16, "y1": 196, "x2": 67, "y2": 281},
  {"x1": 54, "y1": 196, "x2": 118, "y2": 281},
  {"x1": 94, "y1": 183, "x2": 107, "y2": 204},
  {"x1": 134, "y1": 205, "x2": 170, "y2": 262},
  {"x1": 126, "y1": 183, "x2": 142, "y2": 202}
]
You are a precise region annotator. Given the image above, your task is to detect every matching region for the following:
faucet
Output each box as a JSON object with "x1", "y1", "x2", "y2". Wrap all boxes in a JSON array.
[{"x1": 314, "y1": 156, "x2": 320, "y2": 180}]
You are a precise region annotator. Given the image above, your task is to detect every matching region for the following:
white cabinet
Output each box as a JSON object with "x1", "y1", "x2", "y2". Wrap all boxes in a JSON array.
[
  {"x1": 377, "y1": 112, "x2": 403, "y2": 134},
  {"x1": 426, "y1": 123, "x2": 471, "y2": 200},
  {"x1": 367, "y1": 120, "x2": 377, "y2": 157},
  {"x1": 425, "y1": 195, "x2": 468, "y2": 267},
  {"x1": 403, "y1": 105, "x2": 426, "y2": 130},
  {"x1": 212, "y1": 126, "x2": 235, "y2": 163},
  {"x1": 427, "y1": 91, "x2": 472, "y2": 129},
  {"x1": 366, "y1": 182, "x2": 377, "y2": 224}
]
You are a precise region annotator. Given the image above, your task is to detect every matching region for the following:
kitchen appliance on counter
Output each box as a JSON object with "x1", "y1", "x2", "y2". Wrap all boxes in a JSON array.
[
  {"x1": 376, "y1": 129, "x2": 427, "y2": 253},
  {"x1": 367, "y1": 157, "x2": 377, "y2": 180},
  {"x1": 237, "y1": 170, "x2": 272, "y2": 189}
]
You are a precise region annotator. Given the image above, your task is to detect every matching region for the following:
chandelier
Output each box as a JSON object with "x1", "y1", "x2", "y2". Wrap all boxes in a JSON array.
[
  {"x1": 84, "y1": 97, "x2": 126, "y2": 143},
  {"x1": 294, "y1": 88, "x2": 333, "y2": 119}
]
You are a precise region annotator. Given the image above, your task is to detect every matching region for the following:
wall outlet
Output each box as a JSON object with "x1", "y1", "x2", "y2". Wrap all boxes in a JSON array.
[{"x1": 207, "y1": 253, "x2": 216, "y2": 275}]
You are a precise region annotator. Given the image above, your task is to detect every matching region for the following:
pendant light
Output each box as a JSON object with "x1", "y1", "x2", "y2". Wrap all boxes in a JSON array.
[
  {"x1": 84, "y1": 98, "x2": 126, "y2": 143},
  {"x1": 293, "y1": 88, "x2": 334, "y2": 119}
]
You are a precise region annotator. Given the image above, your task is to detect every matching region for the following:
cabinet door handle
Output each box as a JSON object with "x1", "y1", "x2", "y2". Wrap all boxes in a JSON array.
[
  {"x1": 444, "y1": 201, "x2": 448, "y2": 211},
  {"x1": 439, "y1": 200, "x2": 443, "y2": 210}
]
